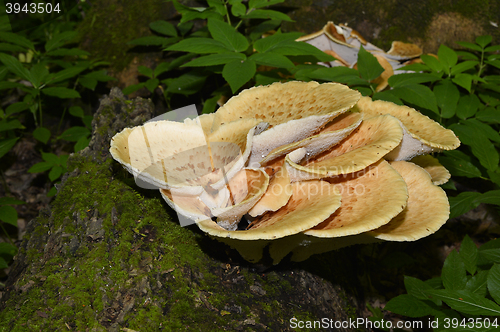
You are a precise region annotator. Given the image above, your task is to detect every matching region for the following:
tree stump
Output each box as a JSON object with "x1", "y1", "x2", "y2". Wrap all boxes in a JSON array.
[{"x1": 0, "y1": 89, "x2": 367, "y2": 331}]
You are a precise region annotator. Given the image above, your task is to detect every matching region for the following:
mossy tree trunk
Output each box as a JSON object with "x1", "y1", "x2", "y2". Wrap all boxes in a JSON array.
[{"x1": 0, "y1": 89, "x2": 367, "y2": 331}]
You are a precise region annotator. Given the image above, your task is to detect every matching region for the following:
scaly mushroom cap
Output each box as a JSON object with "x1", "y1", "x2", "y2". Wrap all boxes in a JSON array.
[
  {"x1": 285, "y1": 114, "x2": 404, "y2": 181},
  {"x1": 197, "y1": 180, "x2": 341, "y2": 241},
  {"x1": 211, "y1": 81, "x2": 361, "y2": 166},
  {"x1": 354, "y1": 96, "x2": 460, "y2": 160},
  {"x1": 304, "y1": 159, "x2": 408, "y2": 238},
  {"x1": 368, "y1": 161, "x2": 450, "y2": 241},
  {"x1": 410, "y1": 155, "x2": 451, "y2": 185}
]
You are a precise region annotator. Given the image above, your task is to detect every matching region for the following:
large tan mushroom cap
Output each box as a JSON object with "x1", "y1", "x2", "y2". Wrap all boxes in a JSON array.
[
  {"x1": 285, "y1": 114, "x2": 404, "y2": 182},
  {"x1": 410, "y1": 155, "x2": 451, "y2": 185},
  {"x1": 355, "y1": 96, "x2": 460, "y2": 160},
  {"x1": 305, "y1": 159, "x2": 408, "y2": 238},
  {"x1": 369, "y1": 161, "x2": 450, "y2": 241},
  {"x1": 197, "y1": 180, "x2": 341, "y2": 240},
  {"x1": 386, "y1": 41, "x2": 423, "y2": 59},
  {"x1": 210, "y1": 81, "x2": 361, "y2": 166},
  {"x1": 260, "y1": 112, "x2": 363, "y2": 165}
]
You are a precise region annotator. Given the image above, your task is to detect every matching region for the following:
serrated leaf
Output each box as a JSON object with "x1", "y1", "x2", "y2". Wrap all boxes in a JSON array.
[
  {"x1": 48, "y1": 165, "x2": 63, "y2": 182},
  {"x1": 0, "y1": 53, "x2": 31, "y2": 81},
  {"x1": 183, "y1": 53, "x2": 246, "y2": 67},
  {"x1": 487, "y1": 264, "x2": 500, "y2": 304},
  {"x1": 390, "y1": 84, "x2": 439, "y2": 114},
  {"x1": 476, "y1": 190, "x2": 500, "y2": 206},
  {"x1": 438, "y1": 44, "x2": 458, "y2": 74},
  {"x1": 0, "y1": 205, "x2": 17, "y2": 226},
  {"x1": 207, "y1": 18, "x2": 249, "y2": 52},
  {"x1": 448, "y1": 192, "x2": 481, "y2": 219},
  {"x1": 461, "y1": 118, "x2": 500, "y2": 143},
  {"x1": 434, "y1": 79, "x2": 460, "y2": 118},
  {"x1": 456, "y1": 41, "x2": 482, "y2": 52},
  {"x1": 33, "y1": 127, "x2": 51, "y2": 144},
  {"x1": 388, "y1": 72, "x2": 440, "y2": 88},
  {"x1": 45, "y1": 31, "x2": 78, "y2": 52},
  {"x1": 421, "y1": 54, "x2": 443, "y2": 73},
  {"x1": 460, "y1": 235, "x2": 478, "y2": 275},
  {"x1": 384, "y1": 294, "x2": 436, "y2": 317},
  {"x1": 249, "y1": 52, "x2": 294, "y2": 68},
  {"x1": 149, "y1": 20, "x2": 177, "y2": 37},
  {"x1": 476, "y1": 35, "x2": 492, "y2": 48},
  {"x1": 0, "y1": 197, "x2": 24, "y2": 205},
  {"x1": 58, "y1": 126, "x2": 90, "y2": 142},
  {"x1": 164, "y1": 71, "x2": 207, "y2": 95},
  {"x1": 452, "y1": 73, "x2": 473, "y2": 92},
  {"x1": 0, "y1": 31, "x2": 35, "y2": 50},
  {"x1": 47, "y1": 66, "x2": 86, "y2": 85},
  {"x1": 357, "y1": 45, "x2": 384, "y2": 81},
  {"x1": 166, "y1": 38, "x2": 231, "y2": 54},
  {"x1": 451, "y1": 60, "x2": 479, "y2": 75},
  {"x1": 241, "y1": 9, "x2": 293, "y2": 22},
  {"x1": 222, "y1": 59, "x2": 256, "y2": 93},
  {"x1": 425, "y1": 289, "x2": 500, "y2": 316},
  {"x1": 0, "y1": 137, "x2": 18, "y2": 159},
  {"x1": 42, "y1": 87, "x2": 81, "y2": 99},
  {"x1": 442, "y1": 250, "x2": 467, "y2": 290},
  {"x1": 456, "y1": 94, "x2": 481, "y2": 119},
  {"x1": 465, "y1": 270, "x2": 488, "y2": 297},
  {"x1": 452, "y1": 124, "x2": 499, "y2": 171},
  {"x1": 404, "y1": 276, "x2": 435, "y2": 300}
]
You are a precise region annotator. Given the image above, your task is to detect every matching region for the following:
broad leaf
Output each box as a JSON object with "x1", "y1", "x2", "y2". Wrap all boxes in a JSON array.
[
  {"x1": 452, "y1": 73, "x2": 473, "y2": 92},
  {"x1": 389, "y1": 72, "x2": 440, "y2": 88},
  {"x1": 487, "y1": 264, "x2": 500, "y2": 304},
  {"x1": 461, "y1": 118, "x2": 500, "y2": 143},
  {"x1": 74, "y1": 136, "x2": 90, "y2": 152},
  {"x1": 460, "y1": 235, "x2": 478, "y2": 275},
  {"x1": 451, "y1": 60, "x2": 479, "y2": 75},
  {"x1": 137, "y1": 66, "x2": 153, "y2": 78},
  {"x1": 421, "y1": 54, "x2": 443, "y2": 73},
  {"x1": 0, "y1": 137, "x2": 18, "y2": 159},
  {"x1": 425, "y1": 289, "x2": 500, "y2": 316},
  {"x1": 434, "y1": 79, "x2": 459, "y2": 118},
  {"x1": 6, "y1": 101, "x2": 29, "y2": 116},
  {"x1": 242, "y1": 9, "x2": 293, "y2": 22},
  {"x1": 33, "y1": 127, "x2": 51, "y2": 144},
  {"x1": 45, "y1": 31, "x2": 78, "y2": 52},
  {"x1": 249, "y1": 52, "x2": 294, "y2": 68},
  {"x1": 404, "y1": 276, "x2": 436, "y2": 300},
  {"x1": 0, "y1": 31, "x2": 35, "y2": 50},
  {"x1": 42, "y1": 87, "x2": 81, "y2": 99},
  {"x1": 47, "y1": 66, "x2": 86, "y2": 85},
  {"x1": 145, "y1": 78, "x2": 159, "y2": 93},
  {"x1": 222, "y1": 59, "x2": 256, "y2": 93},
  {"x1": 456, "y1": 41, "x2": 482, "y2": 52},
  {"x1": 207, "y1": 18, "x2": 249, "y2": 52},
  {"x1": 476, "y1": 35, "x2": 492, "y2": 48},
  {"x1": 183, "y1": 53, "x2": 246, "y2": 67},
  {"x1": 476, "y1": 190, "x2": 500, "y2": 206},
  {"x1": 448, "y1": 192, "x2": 481, "y2": 219},
  {"x1": 166, "y1": 38, "x2": 231, "y2": 54},
  {"x1": 28, "y1": 161, "x2": 52, "y2": 173},
  {"x1": 384, "y1": 294, "x2": 436, "y2": 317},
  {"x1": 49, "y1": 165, "x2": 63, "y2": 182},
  {"x1": 0, "y1": 53, "x2": 31, "y2": 81},
  {"x1": 0, "y1": 205, "x2": 17, "y2": 226},
  {"x1": 357, "y1": 46, "x2": 384, "y2": 81},
  {"x1": 149, "y1": 20, "x2": 178, "y2": 37},
  {"x1": 253, "y1": 32, "x2": 303, "y2": 53},
  {"x1": 442, "y1": 250, "x2": 467, "y2": 290},
  {"x1": 390, "y1": 84, "x2": 439, "y2": 114},
  {"x1": 456, "y1": 94, "x2": 481, "y2": 119},
  {"x1": 58, "y1": 126, "x2": 90, "y2": 142},
  {"x1": 465, "y1": 270, "x2": 488, "y2": 297},
  {"x1": 450, "y1": 124, "x2": 499, "y2": 171},
  {"x1": 438, "y1": 44, "x2": 458, "y2": 74},
  {"x1": 164, "y1": 71, "x2": 207, "y2": 95}
]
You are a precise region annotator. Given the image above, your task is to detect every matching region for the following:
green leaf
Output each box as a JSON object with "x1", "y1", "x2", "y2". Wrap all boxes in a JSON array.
[
  {"x1": 128, "y1": 36, "x2": 168, "y2": 46},
  {"x1": 122, "y1": 83, "x2": 145, "y2": 95},
  {"x1": 476, "y1": 35, "x2": 492, "y2": 48},
  {"x1": 452, "y1": 73, "x2": 473, "y2": 92},
  {"x1": 0, "y1": 119, "x2": 23, "y2": 132},
  {"x1": 27, "y1": 161, "x2": 52, "y2": 174},
  {"x1": 145, "y1": 78, "x2": 159, "y2": 93},
  {"x1": 0, "y1": 81, "x2": 24, "y2": 90},
  {"x1": 223, "y1": 59, "x2": 256, "y2": 93},
  {"x1": 249, "y1": 0, "x2": 285, "y2": 9},
  {"x1": 29, "y1": 63, "x2": 49, "y2": 89},
  {"x1": 357, "y1": 45, "x2": 384, "y2": 81},
  {"x1": 266, "y1": 40, "x2": 334, "y2": 62},
  {"x1": 33, "y1": 127, "x2": 51, "y2": 144},
  {"x1": 390, "y1": 84, "x2": 439, "y2": 114},
  {"x1": 372, "y1": 91, "x2": 403, "y2": 105},
  {"x1": 448, "y1": 192, "x2": 481, "y2": 219},
  {"x1": 450, "y1": 124, "x2": 499, "y2": 171},
  {"x1": 69, "y1": 106, "x2": 84, "y2": 118},
  {"x1": 47, "y1": 186, "x2": 57, "y2": 197},
  {"x1": 84, "y1": 70, "x2": 115, "y2": 82},
  {"x1": 183, "y1": 53, "x2": 246, "y2": 67},
  {"x1": 58, "y1": 126, "x2": 90, "y2": 142},
  {"x1": 0, "y1": 31, "x2": 35, "y2": 50},
  {"x1": 0, "y1": 53, "x2": 31, "y2": 81},
  {"x1": 460, "y1": 235, "x2": 478, "y2": 275},
  {"x1": 249, "y1": 20, "x2": 282, "y2": 41},
  {"x1": 0, "y1": 242, "x2": 17, "y2": 257},
  {"x1": 249, "y1": 52, "x2": 294, "y2": 68},
  {"x1": 253, "y1": 32, "x2": 303, "y2": 53},
  {"x1": 384, "y1": 294, "x2": 436, "y2": 317},
  {"x1": 164, "y1": 71, "x2": 207, "y2": 95},
  {"x1": 79, "y1": 77, "x2": 97, "y2": 91},
  {"x1": 388, "y1": 72, "x2": 440, "y2": 88},
  {"x1": 0, "y1": 257, "x2": 8, "y2": 269},
  {"x1": 150, "y1": 20, "x2": 177, "y2": 37},
  {"x1": 41, "y1": 152, "x2": 59, "y2": 165},
  {"x1": 0, "y1": 205, "x2": 17, "y2": 226},
  {"x1": 456, "y1": 94, "x2": 481, "y2": 119},
  {"x1": 461, "y1": 118, "x2": 500, "y2": 143},
  {"x1": 74, "y1": 136, "x2": 90, "y2": 152},
  {"x1": 476, "y1": 190, "x2": 500, "y2": 206},
  {"x1": 456, "y1": 41, "x2": 482, "y2": 52},
  {"x1": 425, "y1": 289, "x2": 500, "y2": 316},
  {"x1": 241, "y1": 9, "x2": 293, "y2": 22},
  {"x1": 434, "y1": 79, "x2": 460, "y2": 118},
  {"x1": 0, "y1": 137, "x2": 18, "y2": 159},
  {"x1": 404, "y1": 276, "x2": 436, "y2": 300},
  {"x1": 44, "y1": 31, "x2": 78, "y2": 52},
  {"x1": 47, "y1": 66, "x2": 86, "y2": 85},
  {"x1": 6, "y1": 102, "x2": 29, "y2": 116},
  {"x1": 451, "y1": 60, "x2": 479, "y2": 75},
  {"x1": 231, "y1": 2, "x2": 246, "y2": 16},
  {"x1": 438, "y1": 44, "x2": 458, "y2": 74},
  {"x1": 0, "y1": 197, "x2": 24, "y2": 205},
  {"x1": 138, "y1": 65, "x2": 153, "y2": 78},
  {"x1": 207, "y1": 0, "x2": 227, "y2": 16},
  {"x1": 202, "y1": 94, "x2": 221, "y2": 114},
  {"x1": 166, "y1": 38, "x2": 231, "y2": 54},
  {"x1": 207, "y1": 18, "x2": 249, "y2": 52},
  {"x1": 442, "y1": 250, "x2": 467, "y2": 290},
  {"x1": 421, "y1": 54, "x2": 443, "y2": 73},
  {"x1": 488, "y1": 264, "x2": 500, "y2": 304},
  {"x1": 48, "y1": 165, "x2": 63, "y2": 182},
  {"x1": 45, "y1": 48, "x2": 90, "y2": 57},
  {"x1": 465, "y1": 270, "x2": 488, "y2": 297},
  {"x1": 42, "y1": 87, "x2": 81, "y2": 99}
]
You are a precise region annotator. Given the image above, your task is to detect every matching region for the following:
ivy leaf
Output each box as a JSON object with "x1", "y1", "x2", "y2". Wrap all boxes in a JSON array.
[
  {"x1": 0, "y1": 205, "x2": 17, "y2": 227},
  {"x1": 460, "y1": 235, "x2": 478, "y2": 275},
  {"x1": 424, "y1": 289, "x2": 500, "y2": 316},
  {"x1": 222, "y1": 59, "x2": 256, "y2": 93},
  {"x1": 384, "y1": 294, "x2": 436, "y2": 317},
  {"x1": 448, "y1": 192, "x2": 481, "y2": 219},
  {"x1": 433, "y1": 79, "x2": 459, "y2": 118},
  {"x1": 33, "y1": 127, "x2": 51, "y2": 144},
  {"x1": 182, "y1": 53, "x2": 246, "y2": 67},
  {"x1": 442, "y1": 250, "x2": 467, "y2": 290},
  {"x1": 207, "y1": 18, "x2": 249, "y2": 52},
  {"x1": 149, "y1": 20, "x2": 178, "y2": 37},
  {"x1": 42, "y1": 87, "x2": 81, "y2": 99},
  {"x1": 166, "y1": 38, "x2": 232, "y2": 54},
  {"x1": 356, "y1": 46, "x2": 384, "y2": 81},
  {"x1": 456, "y1": 94, "x2": 481, "y2": 119}
]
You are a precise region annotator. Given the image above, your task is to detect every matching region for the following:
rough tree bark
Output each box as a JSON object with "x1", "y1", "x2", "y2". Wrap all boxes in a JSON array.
[{"x1": 0, "y1": 89, "x2": 367, "y2": 331}]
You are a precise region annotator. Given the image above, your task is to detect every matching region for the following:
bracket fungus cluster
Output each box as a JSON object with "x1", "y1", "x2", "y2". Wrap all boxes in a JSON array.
[{"x1": 110, "y1": 81, "x2": 460, "y2": 264}]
